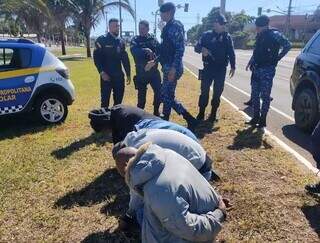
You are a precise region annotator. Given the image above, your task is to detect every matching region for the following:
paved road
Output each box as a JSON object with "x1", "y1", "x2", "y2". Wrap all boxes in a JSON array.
[{"x1": 183, "y1": 47, "x2": 318, "y2": 169}]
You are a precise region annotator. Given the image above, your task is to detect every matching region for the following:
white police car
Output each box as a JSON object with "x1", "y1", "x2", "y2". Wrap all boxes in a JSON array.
[{"x1": 0, "y1": 38, "x2": 75, "y2": 124}]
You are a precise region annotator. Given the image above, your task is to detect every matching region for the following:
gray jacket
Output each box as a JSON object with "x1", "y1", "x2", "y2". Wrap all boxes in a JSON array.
[
  {"x1": 125, "y1": 143, "x2": 225, "y2": 243},
  {"x1": 123, "y1": 129, "x2": 207, "y2": 170}
]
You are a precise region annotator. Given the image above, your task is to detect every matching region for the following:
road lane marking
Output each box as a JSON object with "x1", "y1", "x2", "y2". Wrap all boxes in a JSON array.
[
  {"x1": 184, "y1": 66, "x2": 320, "y2": 176},
  {"x1": 183, "y1": 60, "x2": 295, "y2": 122}
]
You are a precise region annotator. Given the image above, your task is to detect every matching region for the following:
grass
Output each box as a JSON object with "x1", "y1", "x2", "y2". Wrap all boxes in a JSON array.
[{"x1": 0, "y1": 47, "x2": 319, "y2": 242}]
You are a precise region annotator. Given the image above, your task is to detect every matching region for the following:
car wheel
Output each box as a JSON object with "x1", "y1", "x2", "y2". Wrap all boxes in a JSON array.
[
  {"x1": 294, "y1": 88, "x2": 319, "y2": 133},
  {"x1": 35, "y1": 95, "x2": 68, "y2": 125}
]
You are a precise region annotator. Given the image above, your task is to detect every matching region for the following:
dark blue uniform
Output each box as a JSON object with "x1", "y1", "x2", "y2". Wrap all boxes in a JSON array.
[
  {"x1": 93, "y1": 33, "x2": 131, "y2": 108},
  {"x1": 159, "y1": 19, "x2": 187, "y2": 119},
  {"x1": 249, "y1": 28, "x2": 291, "y2": 121},
  {"x1": 195, "y1": 30, "x2": 236, "y2": 117},
  {"x1": 130, "y1": 34, "x2": 161, "y2": 114}
]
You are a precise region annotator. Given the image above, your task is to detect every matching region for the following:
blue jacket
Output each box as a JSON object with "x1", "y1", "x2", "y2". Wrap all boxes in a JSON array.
[
  {"x1": 125, "y1": 143, "x2": 224, "y2": 243},
  {"x1": 134, "y1": 118, "x2": 198, "y2": 141}
]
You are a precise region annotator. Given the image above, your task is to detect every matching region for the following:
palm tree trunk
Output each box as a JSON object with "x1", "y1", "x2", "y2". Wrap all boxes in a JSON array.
[
  {"x1": 60, "y1": 29, "x2": 66, "y2": 55},
  {"x1": 85, "y1": 30, "x2": 91, "y2": 58}
]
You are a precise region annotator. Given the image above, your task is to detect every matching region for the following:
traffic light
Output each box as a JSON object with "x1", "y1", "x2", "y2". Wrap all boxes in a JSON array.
[
  {"x1": 158, "y1": 0, "x2": 164, "y2": 7},
  {"x1": 258, "y1": 7, "x2": 262, "y2": 16},
  {"x1": 184, "y1": 3, "x2": 189, "y2": 12}
]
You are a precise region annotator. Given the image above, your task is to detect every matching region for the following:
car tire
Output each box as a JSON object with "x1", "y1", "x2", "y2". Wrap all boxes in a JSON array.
[
  {"x1": 294, "y1": 88, "x2": 319, "y2": 133},
  {"x1": 35, "y1": 95, "x2": 68, "y2": 125}
]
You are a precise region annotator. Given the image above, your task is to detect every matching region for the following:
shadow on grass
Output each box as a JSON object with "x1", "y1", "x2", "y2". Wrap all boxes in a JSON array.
[
  {"x1": 301, "y1": 203, "x2": 320, "y2": 238},
  {"x1": 0, "y1": 115, "x2": 51, "y2": 140},
  {"x1": 54, "y1": 168, "x2": 129, "y2": 210},
  {"x1": 228, "y1": 126, "x2": 272, "y2": 150},
  {"x1": 81, "y1": 228, "x2": 140, "y2": 243},
  {"x1": 58, "y1": 55, "x2": 86, "y2": 61},
  {"x1": 194, "y1": 120, "x2": 220, "y2": 139},
  {"x1": 51, "y1": 132, "x2": 113, "y2": 159}
]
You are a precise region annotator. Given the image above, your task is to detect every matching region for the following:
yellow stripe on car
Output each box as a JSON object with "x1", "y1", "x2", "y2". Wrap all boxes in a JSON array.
[{"x1": 0, "y1": 66, "x2": 56, "y2": 80}]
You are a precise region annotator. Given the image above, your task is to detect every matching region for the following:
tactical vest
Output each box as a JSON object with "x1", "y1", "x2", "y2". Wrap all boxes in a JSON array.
[
  {"x1": 253, "y1": 29, "x2": 280, "y2": 67},
  {"x1": 203, "y1": 31, "x2": 229, "y2": 67},
  {"x1": 159, "y1": 21, "x2": 176, "y2": 66}
]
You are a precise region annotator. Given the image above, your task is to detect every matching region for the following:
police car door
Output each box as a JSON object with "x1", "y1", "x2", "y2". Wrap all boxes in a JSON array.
[{"x1": 0, "y1": 47, "x2": 34, "y2": 115}]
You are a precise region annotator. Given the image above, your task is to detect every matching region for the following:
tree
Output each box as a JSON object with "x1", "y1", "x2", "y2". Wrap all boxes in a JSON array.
[
  {"x1": 47, "y1": 0, "x2": 75, "y2": 55},
  {"x1": 70, "y1": 0, "x2": 134, "y2": 58}
]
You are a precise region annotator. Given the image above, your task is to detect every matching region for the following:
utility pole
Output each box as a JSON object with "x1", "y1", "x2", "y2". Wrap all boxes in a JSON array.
[
  {"x1": 197, "y1": 13, "x2": 200, "y2": 25},
  {"x1": 286, "y1": 0, "x2": 293, "y2": 38},
  {"x1": 119, "y1": 0, "x2": 122, "y2": 37},
  {"x1": 134, "y1": 0, "x2": 137, "y2": 35},
  {"x1": 220, "y1": 0, "x2": 226, "y2": 15}
]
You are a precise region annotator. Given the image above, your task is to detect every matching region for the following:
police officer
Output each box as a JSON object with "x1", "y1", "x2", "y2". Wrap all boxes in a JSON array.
[
  {"x1": 195, "y1": 13, "x2": 236, "y2": 122},
  {"x1": 93, "y1": 18, "x2": 131, "y2": 108},
  {"x1": 130, "y1": 20, "x2": 161, "y2": 116},
  {"x1": 246, "y1": 15, "x2": 291, "y2": 128},
  {"x1": 148, "y1": 2, "x2": 197, "y2": 129}
]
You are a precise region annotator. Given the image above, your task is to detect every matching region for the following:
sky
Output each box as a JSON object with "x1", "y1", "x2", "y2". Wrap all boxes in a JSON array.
[{"x1": 92, "y1": 0, "x2": 320, "y2": 37}]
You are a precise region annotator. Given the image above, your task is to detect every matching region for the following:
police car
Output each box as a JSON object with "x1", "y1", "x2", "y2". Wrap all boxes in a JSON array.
[{"x1": 0, "y1": 38, "x2": 75, "y2": 124}]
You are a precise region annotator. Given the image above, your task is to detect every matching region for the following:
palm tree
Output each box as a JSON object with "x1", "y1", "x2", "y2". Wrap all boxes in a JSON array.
[
  {"x1": 47, "y1": 0, "x2": 75, "y2": 55},
  {"x1": 1, "y1": 0, "x2": 50, "y2": 42},
  {"x1": 70, "y1": 0, "x2": 134, "y2": 58}
]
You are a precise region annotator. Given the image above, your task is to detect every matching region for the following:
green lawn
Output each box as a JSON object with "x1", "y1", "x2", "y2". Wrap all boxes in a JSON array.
[{"x1": 0, "y1": 47, "x2": 319, "y2": 242}]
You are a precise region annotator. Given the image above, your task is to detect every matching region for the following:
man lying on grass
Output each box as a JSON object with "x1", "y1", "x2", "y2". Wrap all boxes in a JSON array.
[
  {"x1": 113, "y1": 129, "x2": 221, "y2": 231},
  {"x1": 114, "y1": 143, "x2": 228, "y2": 243},
  {"x1": 89, "y1": 104, "x2": 198, "y2": 144}
]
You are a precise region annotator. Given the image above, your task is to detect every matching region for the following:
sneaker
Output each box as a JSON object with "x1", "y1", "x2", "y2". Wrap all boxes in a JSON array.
[{"x1": 305, "y1": 182, "x2": 320, "y2": 194}]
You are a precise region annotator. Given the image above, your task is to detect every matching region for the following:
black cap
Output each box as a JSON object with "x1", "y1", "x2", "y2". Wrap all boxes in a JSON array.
[
  {"x1": 212, "y1": 13, "x2": 228, "y2": 25},
  {"x1": 160, "y1": 2, "x2": 176, "y2": 13},
  {"x1": 255, "y1": 15, "x2": 270, "y2": 27}
]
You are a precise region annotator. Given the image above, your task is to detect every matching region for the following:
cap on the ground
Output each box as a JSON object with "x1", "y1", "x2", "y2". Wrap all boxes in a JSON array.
[
  {"x1": 212, "y1": 13, "x2": 228, "y2": 25},
  {"x1": 160, "y1": 2, "x2": 176, "y2": 13},
  {"x1": 255, "y1": 15, "x2": 270, "y2": 27}
]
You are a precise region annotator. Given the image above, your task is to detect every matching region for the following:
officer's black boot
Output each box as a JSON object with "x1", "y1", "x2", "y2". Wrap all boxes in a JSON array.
[
  {"x1": 196, "y1": 107, "x2": 206, "y2": 121},
  {"x1": 244, "y1": 99, "x2": 253, "y2": 106},
  {"x1": 245, "y1": 114, "x2": 260, "y2": 126},
  {"x1": 182, "y1": 111, "x2": 198, "y2": 131},
  {"x1": 257, "y1": 114, "x2": 267, "y2": 128},
  {"x1": 208, "y1": 106, "x2": 218, "y2": 123},
  {"x1": 305, "y1": 182, "x2": 320, "y2": 194}
]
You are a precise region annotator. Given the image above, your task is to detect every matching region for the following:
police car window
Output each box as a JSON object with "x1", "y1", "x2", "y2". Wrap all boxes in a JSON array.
[
  {"x1": 0, "y1": 48, "x2": 13, "y2": 66},
  {"x1": 308, "y1": 35, "x2": 320, "y2": 56},
  {"x1": 0, "y1": 48, "x2": 31, "y2": 72}
]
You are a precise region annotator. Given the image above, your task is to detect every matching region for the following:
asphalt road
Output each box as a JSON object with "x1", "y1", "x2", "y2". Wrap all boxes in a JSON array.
[{"x1": 183, "y1": 47, "x2": 318, "y2": 169}]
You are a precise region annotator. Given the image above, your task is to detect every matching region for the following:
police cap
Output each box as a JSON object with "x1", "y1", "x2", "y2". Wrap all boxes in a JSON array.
[
  {"x1": 255, "y1": 15, "x2": 270, "y2": 27},
  {"x1": 160, "y1": 2, "x2": 176, "y2": 13}
]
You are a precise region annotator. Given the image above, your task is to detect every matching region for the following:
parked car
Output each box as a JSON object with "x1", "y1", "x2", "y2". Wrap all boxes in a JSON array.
[
  {"x1": 290, "y1": 30, "x2": 320, "y2": 132},
  {"x1": 0, "y1": 38, "x2": 75, "y2": 124}
]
